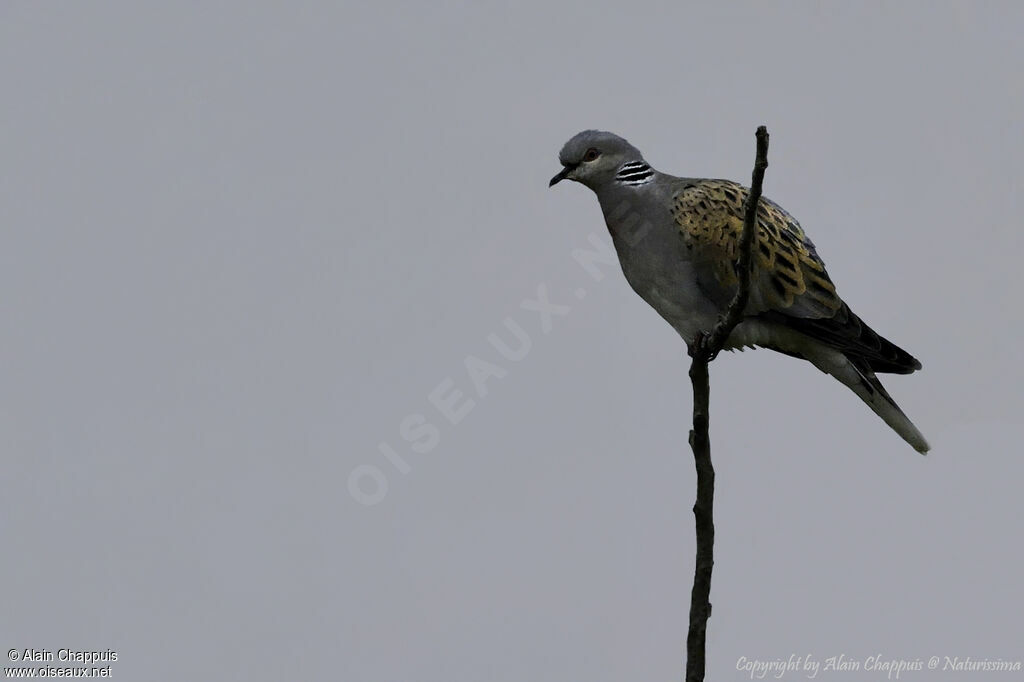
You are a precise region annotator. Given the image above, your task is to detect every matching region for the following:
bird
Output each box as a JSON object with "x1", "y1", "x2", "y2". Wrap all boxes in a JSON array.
[{"x1": 549, "y1": 130, "x2": 929, "y2": 453}]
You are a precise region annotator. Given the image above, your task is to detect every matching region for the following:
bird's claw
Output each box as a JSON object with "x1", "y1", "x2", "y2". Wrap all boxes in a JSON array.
[{"x1": 689, "y1": 331, "x2": 720, "y2": 361}]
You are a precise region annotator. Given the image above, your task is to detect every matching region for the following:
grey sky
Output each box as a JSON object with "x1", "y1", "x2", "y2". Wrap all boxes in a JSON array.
[{"x1": 2, "y1": 2, "x2": 1021, "y2": 680}]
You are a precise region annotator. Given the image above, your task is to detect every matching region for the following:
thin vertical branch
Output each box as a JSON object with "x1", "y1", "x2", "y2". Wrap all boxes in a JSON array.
[{"x1": 685, "y1": 126, "x2": 769, "y2": 682}]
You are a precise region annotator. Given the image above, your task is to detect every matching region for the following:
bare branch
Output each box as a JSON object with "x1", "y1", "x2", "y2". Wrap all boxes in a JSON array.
[{"x1": 685, "y1": 126, "x2": 769, "y2": 682}]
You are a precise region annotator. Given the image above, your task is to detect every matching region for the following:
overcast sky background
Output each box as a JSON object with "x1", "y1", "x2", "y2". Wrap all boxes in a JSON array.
[{"x1": 2, "y1": 2, "x2": 1022, "y2": 680}]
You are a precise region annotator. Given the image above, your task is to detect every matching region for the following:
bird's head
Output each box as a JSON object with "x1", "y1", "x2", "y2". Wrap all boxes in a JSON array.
[{"x1": 549, "y1": 130, "x2": 646, "y2": 189}]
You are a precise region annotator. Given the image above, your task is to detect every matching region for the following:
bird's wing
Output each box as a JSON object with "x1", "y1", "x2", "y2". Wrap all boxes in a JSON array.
[
  {"x1": 670, "y1": 179, "x2": 840, "y2": 317},
  {"x1": 670, "y1": 179, "x2": 920, "y2": 373}
]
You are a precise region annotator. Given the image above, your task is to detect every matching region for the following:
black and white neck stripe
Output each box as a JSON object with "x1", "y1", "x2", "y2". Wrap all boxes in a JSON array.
[{"x1": 615, "y1": 160, "x2": 654, "y2": 186}]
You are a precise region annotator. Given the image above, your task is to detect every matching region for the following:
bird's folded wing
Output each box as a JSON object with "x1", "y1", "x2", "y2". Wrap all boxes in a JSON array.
[
  {"x1": 670, "y1": 179, "x2": 841, "y2": 319},
  {"x1": 670, "y1": 179, "x2": 921, "y2": 374}
]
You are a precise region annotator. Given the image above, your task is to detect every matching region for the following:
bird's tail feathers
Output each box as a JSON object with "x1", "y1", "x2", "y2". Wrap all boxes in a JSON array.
[{"x1": 836, "y1": 358, "x2": 930, "y2": 454}]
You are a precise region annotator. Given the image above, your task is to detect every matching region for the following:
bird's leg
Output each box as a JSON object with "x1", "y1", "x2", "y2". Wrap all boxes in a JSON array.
[{"x1": 688, "y1": 330, "x2": 719, "y2": 361}]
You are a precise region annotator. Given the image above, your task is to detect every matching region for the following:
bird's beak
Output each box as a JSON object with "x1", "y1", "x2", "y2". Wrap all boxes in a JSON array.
[{"x1": 549, "y1": 164, "x2": 575, "y2": 187}]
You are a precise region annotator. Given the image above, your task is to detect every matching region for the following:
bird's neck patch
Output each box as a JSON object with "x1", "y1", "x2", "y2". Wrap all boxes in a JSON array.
[{"x1": 615, "y1": 161, "x2": 654, "y2": 186}]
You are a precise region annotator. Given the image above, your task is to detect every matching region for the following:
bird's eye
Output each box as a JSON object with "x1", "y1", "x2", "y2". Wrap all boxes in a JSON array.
[{"x1": 582, "y1": 148, "x2": 600, "y2": 162}]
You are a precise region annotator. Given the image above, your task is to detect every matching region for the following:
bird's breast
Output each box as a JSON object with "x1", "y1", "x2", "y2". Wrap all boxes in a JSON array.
[{"x1": 609, "y1": 230, "x2": 721, "y2": 342}]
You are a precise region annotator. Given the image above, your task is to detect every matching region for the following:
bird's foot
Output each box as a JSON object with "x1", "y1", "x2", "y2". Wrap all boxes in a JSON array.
[{"x1": 688, "y1": 331, "x2": 720, "y2": 361}]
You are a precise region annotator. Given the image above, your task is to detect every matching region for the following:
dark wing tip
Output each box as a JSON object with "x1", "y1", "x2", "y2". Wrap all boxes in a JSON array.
[{"x1": 765, "y1": 303, "x2": 923, "y2": 375}]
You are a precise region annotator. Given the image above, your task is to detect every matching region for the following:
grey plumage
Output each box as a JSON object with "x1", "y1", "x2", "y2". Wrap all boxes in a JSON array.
[{"x1": 550, "y1": 130, "x2": 929, "y2": 453}]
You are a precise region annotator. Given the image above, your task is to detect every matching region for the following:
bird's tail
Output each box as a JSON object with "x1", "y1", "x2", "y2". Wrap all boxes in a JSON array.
[{"x1": 833, "y1": 357, "x2": 930, "y2": 454}]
